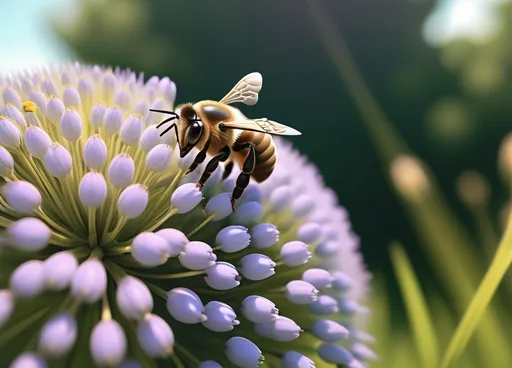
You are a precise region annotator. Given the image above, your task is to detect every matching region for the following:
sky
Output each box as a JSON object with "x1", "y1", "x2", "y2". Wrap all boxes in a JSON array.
[
  {"x1": 0, "y1": 0, "x2": 75, "y2": 73},
  {"x1": 0, "y1": 0, "x2": 508, "y2": 74}
]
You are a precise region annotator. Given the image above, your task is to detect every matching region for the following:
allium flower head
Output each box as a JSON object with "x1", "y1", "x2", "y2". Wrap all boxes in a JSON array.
[{"x1": 0, "y1": 63, "x2": 373, "y2": 367}]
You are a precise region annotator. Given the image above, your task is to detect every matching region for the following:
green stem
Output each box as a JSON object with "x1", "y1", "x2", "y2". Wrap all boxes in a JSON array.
[{"x1": 187, "y1": 214, "x2": 215, "y2": 238}]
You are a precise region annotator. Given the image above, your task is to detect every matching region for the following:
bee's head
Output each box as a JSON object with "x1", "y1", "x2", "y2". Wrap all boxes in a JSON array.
[
  {"x1": 151, "y1": 104, "x2": 204, "y2": 158},
  {"x1": 177, "y1": 104, "x2": 204, "y2": 158}
]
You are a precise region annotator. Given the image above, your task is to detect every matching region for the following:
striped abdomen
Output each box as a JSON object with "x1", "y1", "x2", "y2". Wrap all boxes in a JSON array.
[{"x1": 233, "y1": 131, "x2": 276, "y2": 182}]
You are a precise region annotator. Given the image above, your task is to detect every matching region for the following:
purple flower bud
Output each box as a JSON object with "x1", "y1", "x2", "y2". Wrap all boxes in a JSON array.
[
  {"x1": 204, "y1": 262, "x2": 240, "y2": 290},
  {"x1": 70, "y1": 259, "x2": 107, "y2": 303},
  {"x1": 297, "y1": 223, "x2": 322, "y2": 244},
  {"x1": 215, "y1": 225, "x2": 251, "y2": 253},
  {"x1": 137, "y1": 314, "x2": 174, "y2": 358},
  {"x1": 38, "y1": 313, "x2": 77, "y2": 357},
  {"x1": 0, "y1": 290, "x2": 14, "y2": 328},
  {"x1": 302, "y1": 268, "x2": 333, "y2": 290},
  {"x1": 10, "y1": 260, "x2": 44, "y2": 298},
  {"x1": 7, "y1": 217, "x2": 51, "y2": 251},
  {"x1": 202, "y1": 301, "x2": 239, "y2": 332},
  {"x1": 239, "y1": 254, "x2": 276, "y2": 281},
  {"x1": 311, "y1": 319, "x2": 350, "y2": 342},
  {"x1": 131, "y1": 232, "x2": 170, "y2": 267},
  {"x1": 166, "y1": 288, "x2": 206, "y2": 324},
  {"x1": 90, "y1": 320, "x2": 127, "y2": 366},
  {"x1": 309, "y1": 295, "x2": 339, "y2": 315},
  {"x1": 2, "y1": 181, "x2": 41, "y2": 214},
  {"x1": 116, "y1": 276, "x2": 153, "y2": 320},
  {"x1": 250, "y1": 223, "x2": 279, "y2": 249},
  {"x1": 285, "y1": 280, "x2": 318, "y2": 305},
  {"x1": 9, "y1": 352, "x2": 47, "y2": 368},
  {"x1": 225, "y1": 337, "x2": 263, "y2": 368},
  {"x1": 280, "y1": 241, "x2": 312, "y2": 267},
  {"x1": 179, "y1": 241, "x2": 216, "y2": 270},
  {"x1": 232, "y1": 201, "x2": 263, "y2": 225},
  {"x1": 317, "y1": 343, "x2": 354, "y2": 365},
  {"x1": 241, "y1": 295, "x2": 278, "y2": 323},
  {"x1": 205, "y1": 193, "x2": 233, "y2": 221},
  {"x1": 281, "y1": 351, "x2": 315, "y2": 368},
  {"x1": 171, "y1": 183, "x2": 203, "y2": 214},
  {"x1": 42, "y1": 251, "x2": 78, "y2": 291}
]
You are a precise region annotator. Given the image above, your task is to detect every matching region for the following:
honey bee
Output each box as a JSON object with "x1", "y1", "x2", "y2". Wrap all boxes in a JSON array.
[{"x1": 150, "y1": 72, "x2": 301, "y2": 210}]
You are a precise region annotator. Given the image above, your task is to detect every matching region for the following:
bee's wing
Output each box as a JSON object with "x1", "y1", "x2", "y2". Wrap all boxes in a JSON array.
[
  {"x1": 219, "y1": 72, "x2": 263, "y2": 106},
  {"x1": 221, "y1": 118, "x2": 302, "y2": 136}
]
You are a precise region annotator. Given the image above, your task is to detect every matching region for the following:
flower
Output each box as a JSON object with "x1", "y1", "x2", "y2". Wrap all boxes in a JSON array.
[{"x1": 0, "y1": 63, "x2": 373, "y2": 367}]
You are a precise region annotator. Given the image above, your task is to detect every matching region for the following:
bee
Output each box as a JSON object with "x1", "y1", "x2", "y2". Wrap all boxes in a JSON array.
[{"x1": 150, "y1": 72, "x2": 301, "y2": 210}]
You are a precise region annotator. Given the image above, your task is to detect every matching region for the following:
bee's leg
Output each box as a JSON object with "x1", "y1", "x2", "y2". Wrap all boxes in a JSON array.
[
  {"x1": 231, "y1": 143, "x2": 255, "y2": 211},
  {"x1": 186, "y1": 141, "x2": 210, "y2": 175},
  {"x1": 222, "y1": 161, "x2": 234, "y2": 180},
  {"x1": 197, "y1": 145, "x2": 231, "y2": 188}
]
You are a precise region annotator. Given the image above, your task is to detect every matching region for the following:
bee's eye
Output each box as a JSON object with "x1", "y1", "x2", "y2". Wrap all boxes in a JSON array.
[{"x1": 188, "y1": 121, "x2": 203, "y2": 144}]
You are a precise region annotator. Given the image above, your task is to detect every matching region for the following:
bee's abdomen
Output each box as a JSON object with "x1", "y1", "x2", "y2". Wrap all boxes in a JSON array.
[{"x1": 234, "y1": 131, "x2": 276, "y2": 183}]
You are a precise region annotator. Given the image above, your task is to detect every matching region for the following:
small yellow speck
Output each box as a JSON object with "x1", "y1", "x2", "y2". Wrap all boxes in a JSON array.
[{"x1": 22, "y1": 101, "x2": 37, "y2": 113}]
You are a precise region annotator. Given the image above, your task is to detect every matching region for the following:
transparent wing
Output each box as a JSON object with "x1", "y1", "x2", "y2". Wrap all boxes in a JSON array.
[
  {"x1": 220, "y1": 118, "x2": 302, "y2": 136},
  {"x1": 219, "y1": 72, "x2": 263, "y2": 106}
]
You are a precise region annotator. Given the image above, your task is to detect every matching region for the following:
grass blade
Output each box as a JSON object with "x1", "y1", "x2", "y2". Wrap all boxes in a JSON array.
[{"x1": 390, "y1": 241, "x2": 439, "y2": 368}]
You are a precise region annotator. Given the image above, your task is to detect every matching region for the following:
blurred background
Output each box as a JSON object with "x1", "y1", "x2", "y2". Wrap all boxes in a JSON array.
[{"x1": 5, "y1": 0, "x2": 512, "y2": 366}]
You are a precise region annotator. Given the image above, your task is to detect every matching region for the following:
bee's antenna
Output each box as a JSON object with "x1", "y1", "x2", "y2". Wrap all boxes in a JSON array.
[{"x1": 150, "y1": 109, "x2": 181, "y2": 143}]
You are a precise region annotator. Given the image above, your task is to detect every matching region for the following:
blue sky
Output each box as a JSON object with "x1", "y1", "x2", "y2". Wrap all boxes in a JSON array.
[{"x1": 0, "y1": 0, "x2": 508, "y2": 73}]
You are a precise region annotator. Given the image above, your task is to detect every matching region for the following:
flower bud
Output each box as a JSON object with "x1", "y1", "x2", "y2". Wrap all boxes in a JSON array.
[
  {"x1": 255, "y1": 316, "x2": 301, "y2": 342},
  {"x1": 315, "y1": 241, "x2": 340, "y2": 257},
  {"x1": 0, "y1": 146, "x2": 14, "y2": 174},
  {"x1": 239, "y1": 254, "x2": 276, "y2": 281},
  {"x1": 269, "y1": 186, "x2": 293, "y2": 211},
  {"x1": 118, "y1": 184, "x2": 148, "y2": 218},
  {"x1": 281, "y1": 351, "x2": 315, "y2": 368},
  {"x1": 3, "y1": 87, "x2": 22, "y2": 109},
  {"x1": 114, "y1": 89, "x2": 131, "y2": 110},
  {"x1": 42, "y1": 78, "x2": 58, "y2": 96},
  {"x1": 291, "y1": 195, "x2": 315, "y2": 217},
  {"x1": 205, "y1": 193, "x2": 233, "y2": 221},
  {"x1": 177, "y1": 147, "x2": 198, "y2": 169},
  {"x1": 225, "y1": 337, "x2": 263, "y2": 368},
  {"x1": 166, "y1": 288, "x2": 206, "y2": 324},
  {"x1": 46, "y1": 97, "x2": 65, "y2": 125},
  {"x1": 132, "y1": 232, "x2": 171, "y2": 267},
  {"x1": 71, "y1": 259, "x2": 107, "y2": 303},
  {"x1": 351, "y1": 342, "x2": 377, "y2": 361},
  {"x1": 297, "y1": 223, "x2": 322, "y2": 244},
  {"x1": 171, "y1": 183, "x2": 203, "y2": 214},
  {"x1": 79, "y1": 172, "x2": 107, "y2": 208},
  {"x1": 331, "y1": 272, "x2": 352, "y2": 291},
  {"x1": 285, "y1": 280, "x2": 318, "y2": 304},
  {"x1": 83, "y1": 134, "x2": 107, "y2": 169},
  {"x1": 108, "y1": 153, "x2": 135, "y2": 188},
  {"x1": 159, "y1": 77, "x2": 177, "y2": 105},
  {"x1": 10, "y1": 260, "x2": 45, "y2": 298},
  {"x1": 232, "y1": 201, "x2": 263, "y2": 225},
  {"x1": 146, "y1": 99, "x2": 166, "y2": 125},
  {"x1": 309, "y1": 295, "x2": 339, "y2": 315},
  {"x1": 318, "y1": 344, "x2": 354, "y2": 365},
  {"x1": 302, "y1": 268, "x2": 333, "y2": 290},
  {"x1": 2, "y1": 104, "x2": 26, "y2": 129},
  {"x1": 42, "y1": 251, "x2": 78, "y2": 291},
  {"x1": 90, "y1": 320, "x2": 127, "y2": 366},
  {"x1": 0, "y1": 290, "x2": 14, "y2": 328},
  {"x1": 215, "y1": 225, "x2": 250, "y2": 253},
  {"x1": 102, "y1": 73, "x2": 117, "y2": 97},
  {"x1": 103, "y1": 106, "x2": 123, "y2": 135},
  {"x1": 9, "y1": 352, "x2": 47, "y2": 368},
  {"x1": 280, "y1": 241, "x2": 311, "y2": 267},
  {"x1": 91, "y1": 103, "x2": 107, "y2": 129},
  {"x1": 139, "y1": 125, "x2": 161, "y2": 152},
  {"x1": 120, "y1": 115, "x2": 143, "y2": 146},
  {"x1": 146, "y1": 144, "x2": 173, "y2": 172},
  {"x1": 2, "y1": 181, "x2": 41, "y2": 214},
  {"x1": 202, "y1": 301, "x2": 240, "y2": 332},
  {"x1": 78, "y1": 78, "x2": 94, "y2": 101},
  {"x1": 241, "y1": 295, "x2": 278, "y2": 324},
  {"x1": 116, "y1": 276, "x2": 153, "y2": 320},
  {"x1": 250, "y1": 223, "x2": 279, "y2": 249},
  {"x1": 120, "y1": 360, "x2": 143, "y2": 368},
  {"x1": 198, "y1": 361, "x2": 222, "y2": 368},
  {"x1": 38, "y1": 313, "x2": 77, "y2": 357},
  {"x1": 60, "y1": 108, "x2": 82, "y2": 141},
  {"x1": 134, "y1": 100, "x2": 150, "y2": 118},
  {"x1": 155, "y1": 228, "x2": 188, "y2": 257},
  {"x1": 7, "y1": 217, "x2": 51, "y2": 251},
  {"x1": 44, "y1": 143, "x2": 72, "y2": 178},
  {"x1": 62, "y1": 86, "x2": 81, "y2": 108},
  {"x1": 28, "y1": 90, "x2": 47, "y2": 116},
  {"x1": 205, "y1": 262, "x2": 240, "y2": 290},
  {"x1": 137, "y1": 314, "x2": 174, "y2": 357},
  {"x1": 0, "y1": 117, "x2": 21, "y2": 148},
  {"x1": 24, "y1": 126, "x2": 51, "y2": 160},
  {"x1": 311, "y1": 319, "x2": 349, "y2": 342},
  {"x1": 179, "y1": 241, "x2": 216, "y2": 270}
]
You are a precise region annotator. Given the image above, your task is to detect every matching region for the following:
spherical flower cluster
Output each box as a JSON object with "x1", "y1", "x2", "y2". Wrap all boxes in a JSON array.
[{"x1": 0, "y1": 63, "x2": 374, "y2": 367}]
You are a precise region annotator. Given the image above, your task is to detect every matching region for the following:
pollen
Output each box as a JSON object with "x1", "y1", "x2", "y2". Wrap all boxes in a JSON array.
[{"x1": 22, "y1": 101, "x2": 37, "y2": 113}]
